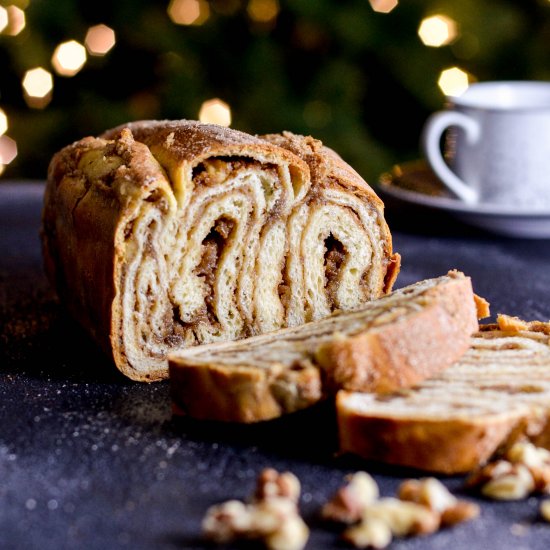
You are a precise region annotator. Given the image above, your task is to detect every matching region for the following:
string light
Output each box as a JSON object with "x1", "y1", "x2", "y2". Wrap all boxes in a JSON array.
[
  {"x1": 247, "y1": 0, "x2": 280, "y2": 23},
  {"x1": 368, "y1": 0, "x2": 398, "y2": 14},
  {"x1": 438, "y1": 67, "x2": 470, "y2": 96},
  {"x1": 0, "y1": 6, "x2": 8, "y2": 33},
  {"x1": 168, "y1": 0, "x2": 210, "y2": 26},
  {"x1": 0, "y1": 135, "x2": 17, "y2": 165},
  {"x1": 85, "y1": 24, "x2": 116, "y2": 56},
  {"x1": 418, "y1": 15, "x2": 457, "y2": 47},
  {"x1": 51, "y1": 40, "x2": 87, "y2": 77},
  {"x1": 22, "y1": 67, "x2": 54, "y2": 108},
  {"x1": 198, "y1": 99, "x2": 231, "y2": 127},
  {"x1": 0, "y1": 109, "x2": 7, "y2": 136}
]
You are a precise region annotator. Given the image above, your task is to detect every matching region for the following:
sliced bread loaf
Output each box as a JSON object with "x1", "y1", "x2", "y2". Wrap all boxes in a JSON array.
[
  {"x1": 336, "y1": 315, "x2": 550, "y2": 474},
  {"x1": 168, "y1": 271, "x2": 481, "y2": 423}
]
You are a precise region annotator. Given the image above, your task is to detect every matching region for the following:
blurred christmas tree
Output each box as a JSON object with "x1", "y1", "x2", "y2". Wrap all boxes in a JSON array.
[{"x1": 0, "y1": 0, "x2": 549, "y2": 183}]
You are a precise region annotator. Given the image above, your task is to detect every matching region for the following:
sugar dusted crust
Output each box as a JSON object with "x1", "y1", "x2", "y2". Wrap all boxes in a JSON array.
[{"x1": 42, "y1": 119, "x2": 400, "y2": 381}]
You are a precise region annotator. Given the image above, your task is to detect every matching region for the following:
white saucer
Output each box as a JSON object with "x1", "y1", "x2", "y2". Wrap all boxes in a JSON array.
[{"x1": 377, "y1": 161, "x2": 550, "y2": 238}]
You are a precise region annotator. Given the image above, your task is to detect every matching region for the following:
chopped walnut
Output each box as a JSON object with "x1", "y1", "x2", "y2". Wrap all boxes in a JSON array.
[
  {"x1": 254, "y1": 468, "x2": 301, "y2": 504},
  {"x1": 342, "y1": 517, "x2": 392, "y2": 550},
  {"x1": 398, "y1": 477, "x2": 479, "y2": 527},
  {"x1": 467, "y1": 442, "x2": 550, "y2": 500},
  {"x1": 325, "y1": 472, "x2": 479, "y2": 549},
  {"x1": 361, "y1": 498, "x2": 440, "y2": 537},
  {"x1": 264, "y1": 513, "x2": 310, "y2": 550},
  {"x1": 202, "y1": 469, "x2": 309, "y2": 550},
  {"x1": 481, "y1": 464, "x2": 535, "y2": 500},
  {"x1": 321, "y1": 472, "x2": 380, "y2": 524},
  {"x1": 398, "y1": 477, "x2": 457, "y2": 513}
]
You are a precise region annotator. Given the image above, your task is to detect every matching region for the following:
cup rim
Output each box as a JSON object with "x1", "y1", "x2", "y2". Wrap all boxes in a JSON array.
[{"x1": 449, "y1": 80, "x2": 550, "y2": 112}]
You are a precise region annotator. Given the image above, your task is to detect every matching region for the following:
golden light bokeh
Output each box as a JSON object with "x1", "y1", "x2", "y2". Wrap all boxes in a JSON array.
[
  {"x1": 0, "y1": 135, "x2": 18, "y2": 165},
  {"x1": 85, "y1": 24, "x2": 116, "y2": 56},
  {"x1": 168, "y1": 0, "x2": 210, "y2": 26},
  {"x1": 5, "y1": 5, "x2": 26, "y2": 36},
  {"x1": 0, "y1": 109, "x2": 7, "y2": 136},
  {"x1": 247, "y1": 0, "x2": 280, "y2": 23},
  {"x1": 51, "y1": 40, "x2": 87, "y2": 76},
  {"x1": 22, "y1": 67, "x2": 54, "y2": 108},
  {"x1": 198, "y1": 98, "x2": 232, "y2": 127},
  {"x1": 438, "y1": 67, "x2": 470, "y2": 97},
  {"x1": 0, "y1": 6, "x2": 8, "y2": 33},
  {"x1": 368, "y1": 0, "x2": 398, "y2": 14},
  {"x1": 418, "y1": 15, "x2": 458, "y2": 47}
]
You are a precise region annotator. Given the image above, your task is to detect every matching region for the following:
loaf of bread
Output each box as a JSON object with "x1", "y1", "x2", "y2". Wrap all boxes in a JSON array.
[
  {"x1": 336, "y1": 315, "x2": 550, "y2": 474},
  {"x1": 168, "y1": 271, "x2": 480, "y2": 423},
  {"x1": 41, "y1": 120, "x2": 400, "y2": 381}
]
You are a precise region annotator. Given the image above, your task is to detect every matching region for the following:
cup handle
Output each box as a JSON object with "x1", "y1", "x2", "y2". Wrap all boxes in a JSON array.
[{"x1": 421, "y1": 111, "x2": 481, "y2": 204}]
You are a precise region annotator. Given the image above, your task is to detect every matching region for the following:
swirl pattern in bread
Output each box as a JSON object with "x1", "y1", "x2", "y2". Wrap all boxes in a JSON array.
[
  {"x1": 168, "y1": 271, "x2": 480, "y2": 422},
  {"x1": 42, "y1": 120, "x2": 400, "y2": 381}
]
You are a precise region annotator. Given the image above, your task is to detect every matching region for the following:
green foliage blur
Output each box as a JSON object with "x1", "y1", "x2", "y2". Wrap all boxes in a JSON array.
[{"x1": 1, "y1": 0, "x2": 549, "y2": 184}]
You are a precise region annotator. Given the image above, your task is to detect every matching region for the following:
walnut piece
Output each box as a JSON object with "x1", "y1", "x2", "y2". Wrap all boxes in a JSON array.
[
  {"x1": 202, "y1": 469, "x2": 309, "y2": 550},
  {"x1": 467, "y1": 441, "x2": 550, "y2": 501},
  {"x1": 361, "y1": 498, "x2": 440, "y2": 537},
  {"x1": 321, "y1": 471, "x2": 380, "y2": 524},
  {"x1": 398, "y1": 477, "x2": 479, "y2": 526},
  {"x1": 324, "y1": 473, "x2": 479, "y2": 548},
  {"x1": 254, "y1": 467, "x2": 301, "y2": 504},
  {"x1": 342, "y1": 517, "x2": 392, "y2": 550}
]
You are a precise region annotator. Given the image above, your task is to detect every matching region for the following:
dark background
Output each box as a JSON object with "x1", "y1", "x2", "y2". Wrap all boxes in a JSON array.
[{"x1": 1, "y1": 0, "x2": 549, "y2": 184}]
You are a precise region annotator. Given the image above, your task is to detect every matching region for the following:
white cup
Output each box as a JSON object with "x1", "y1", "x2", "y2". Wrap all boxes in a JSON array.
[{"x1": 421, "y1": 80, "x2": 550, "y2": 208}]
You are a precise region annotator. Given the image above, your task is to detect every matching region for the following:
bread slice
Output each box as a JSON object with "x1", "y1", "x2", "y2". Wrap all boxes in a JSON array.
[
  {"x1": 42, "y1": 120, "x2": 399, "y2": 382},
  {"x1": 336, "y1": 315, "x2": 550, "y2": 475},
  {"x1": 168, "y1": 271, "x2": 480, "y2": 423}
]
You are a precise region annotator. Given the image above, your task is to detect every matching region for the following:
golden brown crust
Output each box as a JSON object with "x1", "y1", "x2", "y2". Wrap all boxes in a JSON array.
[
  {"x1": 316, "y1": 272, "x2": 479, "y2": 393},
  {"x1": 42, "y1": 129, "x2": 174, "y2": 380},
  {"x1": 336, "y1": 395, "x2": 528, "y2": 474},
  {"x1": 43, "y1": 120, "x2": 400, "y2": 381},
  {"x1": 169, "y1": 361, "x2": 323, "y2": 423}
]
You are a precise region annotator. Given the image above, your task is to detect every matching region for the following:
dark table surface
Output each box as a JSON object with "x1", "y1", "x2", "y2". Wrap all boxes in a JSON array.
[{"x1": 2, "y1": 180, "x2": 550, "y2": 550}]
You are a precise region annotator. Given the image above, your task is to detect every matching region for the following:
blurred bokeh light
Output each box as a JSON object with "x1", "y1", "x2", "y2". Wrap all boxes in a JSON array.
[
  {"x1": 51, "y1": 40, "x2": 87, "y2": 77},
  {"x1": 199, "y1": 99, "x2": 232, "y2": 127},
  {"x1": 85, "y1": 24, "x2": 116, "y2": 56},
  {"x1": 0, "y1": 6, "x2": 8, "y2": 32},
  {"x1": 369, "y1": 0, "x2": 398, "y2": 14},
  {"x1": 0, "y1": 135, "x2": 18, "y2": 165},
  {"x1": 0, "y1": 1, "x2": 547, "y2": 182},
  {"x1": 5, "y1": 5, "x2": 26, "y2": 36},
  {"x1": 438, "y1": 67, "x2": 470, "y2": 97},
  {"x1": 418, "y1": 15, "x2": 458, "y2": 47},
  {"x1": 22, "y1": 68, "x2": 54, "y2": 109},
  {"x1": 247, "y1": 0, "x2": 279, "y2": 23},
  {"x1": 168, "y1": 0, "x2": 210, "y2": 25},
  {"x1": 0, "y1": 109, "x2": 8, "y2": 136}
]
